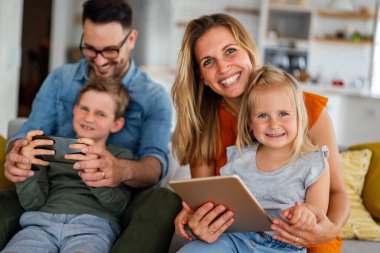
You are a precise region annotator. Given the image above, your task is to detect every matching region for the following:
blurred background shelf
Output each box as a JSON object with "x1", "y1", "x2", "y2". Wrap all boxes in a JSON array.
[
  {"x1": 317, "y1": 11, "x2": 375, "y2": 20},
  {"x1": 224, "y1": 6, "x2": 260, "y2": 15},
  {"x1": 315, "y1": 37, "x2": 372, "y2": 45}
]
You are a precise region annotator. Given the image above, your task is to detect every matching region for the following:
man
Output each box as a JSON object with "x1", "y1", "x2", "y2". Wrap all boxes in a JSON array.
[{"x1": 1, "y1": 0, "x2": 181, "y2": 252}]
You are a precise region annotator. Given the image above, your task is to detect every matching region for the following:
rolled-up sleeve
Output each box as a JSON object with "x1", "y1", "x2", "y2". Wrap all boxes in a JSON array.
[
  {"x1": 7, "y1": 71, "x2": 60, "y2": 149},
  {"x1": 137, "y1": 86, "x2": 172, "y2": 178}
]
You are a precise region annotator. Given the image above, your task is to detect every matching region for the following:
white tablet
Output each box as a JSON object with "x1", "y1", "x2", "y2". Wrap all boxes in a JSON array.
[{"x1": 169, "y1": 175, "x2": 282, "y2": 232}]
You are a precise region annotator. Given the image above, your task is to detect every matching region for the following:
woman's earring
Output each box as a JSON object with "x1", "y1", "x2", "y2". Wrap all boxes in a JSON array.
[{"x1": 201, "y1": 78, "x2": 209, "y2": 86}]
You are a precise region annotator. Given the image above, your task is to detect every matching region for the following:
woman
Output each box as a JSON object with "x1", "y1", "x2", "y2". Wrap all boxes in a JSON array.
[{"x1": 171, "y1": 13, "x2": 349, "y2": 252}]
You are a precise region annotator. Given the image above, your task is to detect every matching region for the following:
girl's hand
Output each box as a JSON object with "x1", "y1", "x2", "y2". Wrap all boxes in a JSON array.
[
  {"x1": 271, "y1": 203, "x2": 339, "y2": 247},
  {"x1": 17, "y1": 130, "x2": 54, "y2": 170},
  {"x1": 283, "y1": 203, "x2": 317, "y2": 231},
  {"x1": 65, "y1": 138, "x2": 99, "y2": 172},
  {"x1": 186, "y1": 202, "x2": 234, "y2": 243}
]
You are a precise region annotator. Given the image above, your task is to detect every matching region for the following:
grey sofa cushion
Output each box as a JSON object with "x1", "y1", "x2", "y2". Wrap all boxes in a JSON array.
[
  {"x1": 7, "y1": 117, "x2": 27, "y2": 139},
  {"x1": 342, "y1": 239, "x2": 380, "y2": 252}
]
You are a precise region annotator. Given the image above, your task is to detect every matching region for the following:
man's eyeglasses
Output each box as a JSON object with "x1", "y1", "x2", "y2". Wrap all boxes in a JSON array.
[{"x1": 79, "y1": 29, "x2": 132, "y2": 60}]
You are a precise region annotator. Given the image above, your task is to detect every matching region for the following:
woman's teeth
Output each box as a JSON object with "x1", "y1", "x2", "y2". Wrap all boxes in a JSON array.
[{"x1": 220, "y1": 73, "x2": 240, "y2": 86}]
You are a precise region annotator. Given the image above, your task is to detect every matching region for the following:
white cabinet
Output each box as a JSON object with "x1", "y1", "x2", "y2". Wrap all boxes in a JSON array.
[
  {"x1": 309, "y1": 8, "x2": 376, "y2": 89},
  {"x1": 302, "y1": 85, "x2": 380, "y2": 146},
  {"x1": 262, "y1": 3, "x2": 313, "y2": 78}
]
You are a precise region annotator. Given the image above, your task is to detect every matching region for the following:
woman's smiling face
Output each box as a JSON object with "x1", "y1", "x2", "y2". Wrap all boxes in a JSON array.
[{"x1": 195, "y1": 26, "x2": 253, "y2": 100}]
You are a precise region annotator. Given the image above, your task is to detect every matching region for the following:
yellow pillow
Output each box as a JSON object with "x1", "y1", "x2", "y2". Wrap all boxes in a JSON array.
[
  {"x1": 339, "y1": 149, "x2": 380, "y2": 241},
  {"x1": 350, "y1": 142, "x2": 380, "y2": 221},
  {"x1": 0, "y1": 135, "x2": 15, "y2": 189}
]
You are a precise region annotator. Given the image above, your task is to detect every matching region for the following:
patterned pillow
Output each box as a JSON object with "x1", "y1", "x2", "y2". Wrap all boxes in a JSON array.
[
  {"x1": 349, "y1": 142, "x2": 380, "y2": 221},
  {"x1": 339, "y1": 149, "x2": 380, "y2": 241}
]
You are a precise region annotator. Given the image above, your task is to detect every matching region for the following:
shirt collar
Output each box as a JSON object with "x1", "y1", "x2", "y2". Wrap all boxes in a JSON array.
[{"x1": 121, "y1": 59, "x2": 137, "y2": 89}]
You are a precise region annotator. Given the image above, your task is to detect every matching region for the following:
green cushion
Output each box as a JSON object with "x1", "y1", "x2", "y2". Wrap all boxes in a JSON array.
[
  {"x1": 0, "y1": 135, "x2": 15, "y2": 190},
  {"x1": 350, "y1": 142, "x2": 380, "y2": 221}
]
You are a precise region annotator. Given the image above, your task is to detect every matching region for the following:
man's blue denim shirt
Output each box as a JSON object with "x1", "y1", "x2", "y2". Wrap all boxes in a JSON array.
[{"x1": 8, "y1": 59, "x2": 172, "y2": 178}]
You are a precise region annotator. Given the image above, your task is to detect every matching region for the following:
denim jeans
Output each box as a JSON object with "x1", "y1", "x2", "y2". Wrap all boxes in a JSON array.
[
  {"x1": 178, "y1": 232, "x2": 306, "y2": 253},
  {"x1": 1, "y1": 212, "x2": 118, "y2": 253}
]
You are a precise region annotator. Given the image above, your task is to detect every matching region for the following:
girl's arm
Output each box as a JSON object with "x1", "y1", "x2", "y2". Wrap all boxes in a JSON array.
[
  {"x1": 308, "y1": 109, "x2": 350, "y2": 230},
  {"x1": 305, "y1": 158, "x2": 330, "y2": 213},
  {"x1": 280, "y1": 157, "x2": 330, "y2": 239}
]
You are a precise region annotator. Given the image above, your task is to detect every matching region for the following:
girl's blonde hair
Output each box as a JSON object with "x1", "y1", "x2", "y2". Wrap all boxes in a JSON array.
[
  {"x1": 237, "y1": 65, "x2": 316, "y2": 163},
  {"x1": 171, "y1": 13, "x2": 260, "y2": 167}
]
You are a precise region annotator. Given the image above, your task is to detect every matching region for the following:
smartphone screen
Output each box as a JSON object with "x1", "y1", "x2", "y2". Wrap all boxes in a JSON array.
[{"x1": 32, "y1": 135, "x2": 83, "y2": 164}]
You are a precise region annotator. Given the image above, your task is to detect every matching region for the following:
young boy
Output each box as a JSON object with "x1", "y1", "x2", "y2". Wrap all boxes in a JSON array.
[{"x1": 1, "y1": 77, "x2": 131, "y2": 253}]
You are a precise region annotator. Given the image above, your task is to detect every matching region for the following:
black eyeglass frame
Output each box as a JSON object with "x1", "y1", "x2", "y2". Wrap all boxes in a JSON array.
[{"x1": 79, "y1": 29, "x2": 132, "y2": 60}]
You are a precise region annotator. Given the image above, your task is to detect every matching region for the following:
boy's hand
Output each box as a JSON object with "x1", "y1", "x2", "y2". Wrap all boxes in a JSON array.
[
  {"x1": 282, "y1": 202, "x2": 317, "y2": 231},
  {"x1": 65, "y1": 138, "x2": 99, "y2": 173},
  {"x1": 17, "y1": 130, "x2": 54, "y2": 170}
]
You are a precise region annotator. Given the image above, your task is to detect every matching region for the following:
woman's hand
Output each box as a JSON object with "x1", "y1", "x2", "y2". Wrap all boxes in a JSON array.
[
  {"x1": 271, "y1": 203, "x2": 339, "y2": 247},
  {"x1": 182, "y1": 201, "x2": 234, "y2": 243}
]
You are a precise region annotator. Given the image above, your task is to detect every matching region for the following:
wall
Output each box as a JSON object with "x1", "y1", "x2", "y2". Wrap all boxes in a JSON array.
[
  {"x1": 0, "y1": 0, "x2": 23, "y2": 137},
  {"x1": 49, "y1": 0, "x2": 83, "y2": 72}
]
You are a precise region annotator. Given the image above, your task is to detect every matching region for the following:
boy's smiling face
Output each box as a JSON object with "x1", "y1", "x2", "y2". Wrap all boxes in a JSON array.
[{"x1": 73, "y1": 90, "x2": 124, "y2": 147}]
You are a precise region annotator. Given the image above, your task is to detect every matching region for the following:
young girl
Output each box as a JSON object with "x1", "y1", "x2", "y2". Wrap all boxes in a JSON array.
[{"x1": 178, "y1": 66, "x2": 330, "y2": 253}]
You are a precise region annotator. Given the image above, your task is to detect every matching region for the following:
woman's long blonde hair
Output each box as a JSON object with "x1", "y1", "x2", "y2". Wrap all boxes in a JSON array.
[
  {"x1": 237, "y1": 66, "x2": 317, "y2": 163},
  {"x1": 171, "y1": 13, "x2": 260, "y2": 166}
]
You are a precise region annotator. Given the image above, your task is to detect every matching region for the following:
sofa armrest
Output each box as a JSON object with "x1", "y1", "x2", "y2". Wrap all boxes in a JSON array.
[{"x1": 7, "y1": 117, "x2": 27, "y2": 140}]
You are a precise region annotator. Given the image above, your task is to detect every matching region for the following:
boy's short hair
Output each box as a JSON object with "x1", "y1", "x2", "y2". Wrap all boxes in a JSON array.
[
  {"x1": 77, "y1": 77, "x2": 130, "y2": 119},
  {"x1": 82, "y1": 0, "x2": 132, "y2": 30}
]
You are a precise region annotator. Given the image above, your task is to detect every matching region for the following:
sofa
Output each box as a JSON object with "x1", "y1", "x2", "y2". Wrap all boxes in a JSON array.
[{"x1": 1, "y1": 118, "x2": 380, "y2": 253}]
